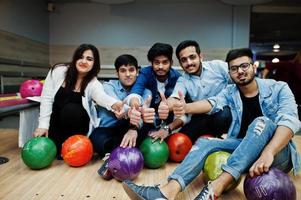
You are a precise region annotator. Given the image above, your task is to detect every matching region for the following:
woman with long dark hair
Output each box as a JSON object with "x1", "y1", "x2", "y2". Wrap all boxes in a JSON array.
[{"x1": 34, "y1": 44, "x2": 123, "y2": 154}]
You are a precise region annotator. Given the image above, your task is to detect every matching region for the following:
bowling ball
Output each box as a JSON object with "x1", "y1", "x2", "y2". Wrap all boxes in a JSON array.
[
  {"x1": 61, "y1": 135, "x2": 93, "y2": 167},
  {"x1": 108, "y1": 147, "x2": 144, "y2": 181},
  {"x1": 244, "y1": 167, "x2": 296, "y2": 200},
  {"x1": 140, "y1": 137, "x2": 169, "y2": 169},
  {"x1": 19, "y1": 79, "x2": 43, "y2": 98},
  {"x1": 167, "y1": 133, "x2": 192, "y2": 162},
  {"x1": 204, "y1": 151, "x2": 240, "y2": 191},
  {"x1": 21, "y1": 137, "x2": 57, "y2": 169}
]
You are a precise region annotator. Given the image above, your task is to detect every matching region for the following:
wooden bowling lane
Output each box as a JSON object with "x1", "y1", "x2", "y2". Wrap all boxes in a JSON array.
[{"x1": 0, "y1": 128, "x2": 300, "y2": 200}]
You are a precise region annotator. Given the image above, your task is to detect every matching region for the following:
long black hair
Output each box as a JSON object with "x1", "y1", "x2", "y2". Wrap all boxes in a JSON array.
[{"x1": 52, "y1": 44, "x2": 101, "y2": 94}]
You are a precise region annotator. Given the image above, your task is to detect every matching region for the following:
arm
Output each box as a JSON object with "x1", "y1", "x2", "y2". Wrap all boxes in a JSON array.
[
  {"x1": 174, "y1": 99, "x2": 212, "y2": 118},
  {"x1": 249, "y1": 126, "x2": 293, "y2": 177},
  {"x1": 91, "y1": 79, "x2": 120, "y2": 111},
  {"x1": 128, "y1": 71, "x2": 149, "y2": 108},
  {"x1": 35, "y1": 66, "x2": 63, "y2": 137},
  {"x1": 250, "y1": 82, "x2": 301, "y2": 177}
]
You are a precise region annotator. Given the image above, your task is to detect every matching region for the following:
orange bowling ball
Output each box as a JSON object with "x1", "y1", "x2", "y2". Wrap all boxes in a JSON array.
[
  {"x1": 61, "y1": 135, "x2": 93, "y2": 167},
  {"x1": 167, "y1": 133, "x2": 192, "y2": 162}
]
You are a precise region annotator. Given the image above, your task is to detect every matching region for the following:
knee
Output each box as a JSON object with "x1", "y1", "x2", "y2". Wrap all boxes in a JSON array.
[{"x1": 247, "y1": 117, "x2": 276, "y2": 137}]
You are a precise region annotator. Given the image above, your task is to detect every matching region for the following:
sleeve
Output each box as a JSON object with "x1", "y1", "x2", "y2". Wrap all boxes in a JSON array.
[
  {"x1": 38, "y1": 68, "x2": 58, "y2": 129},
  {"x1": 207, "y1": 88, "x2": 229, "y2": 115},
  {"x1": 274, "y1": 83, "x2": 301, "y2": 134},
  {"x1": 169, "y1": 76, "x2": 187, "y2": 99},
  {"x1": 141, "y1": 89, "x2": 152, "y2": 106},
  {"x1": 91, "y1": 80, "x2": 119, "y2": 111},
  {"x1": 103, "y1": 82, "x2": 120, "y2": 100},
  {"x1": 130, "y1": 71, "x2": 149, "y2": 96}
]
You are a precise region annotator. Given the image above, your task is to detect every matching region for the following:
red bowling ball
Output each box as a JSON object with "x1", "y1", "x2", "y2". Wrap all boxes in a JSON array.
[
  {"x1": 61, "y1": 135, "x2": 93, "y2": 167},
  {"x1": 167, "y1": 133, "x2": 192, "y2": 162}
]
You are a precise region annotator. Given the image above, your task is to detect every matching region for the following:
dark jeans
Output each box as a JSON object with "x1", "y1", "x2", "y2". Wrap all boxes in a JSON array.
[
  {"x1": 89, "y1": 119, "x2": 148, "y2": 157},
  {"x1": 179, "y1": 106, "x2": 232, "y2": 143}
]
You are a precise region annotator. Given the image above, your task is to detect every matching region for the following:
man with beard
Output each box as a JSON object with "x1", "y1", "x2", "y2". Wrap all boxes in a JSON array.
[
  {"x1": 151, "y1": 40, "x2": 232, "y2": 143},
  {"x1": 127, "y1": 43, "x2": 182, "y2": 135},
  {"x1": 122, "y1": 48, "x2": 301, "y2": 200}
]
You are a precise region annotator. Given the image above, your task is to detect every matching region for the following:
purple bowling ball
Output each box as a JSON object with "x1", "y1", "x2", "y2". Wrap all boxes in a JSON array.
[
  {"x1": 108, "y1": 147, "x2": 144, "y2": 181},
  {"x1": 19, "y1": 79, "x2": 43, "y2": 98},
  {"x1": 244, "y1": 167, "x2": 296, "y2": 200}
]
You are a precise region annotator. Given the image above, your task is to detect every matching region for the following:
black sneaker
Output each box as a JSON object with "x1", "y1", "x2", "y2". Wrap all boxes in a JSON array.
[
  {"x1": 97, "y1": 154, "x2": 113, "y2": 180},
  {"x1": 122, "y1": 180, "x2": 167, "y2": 200},
  {"x1": 194, "y1": 181, "x2": 218, "y2": 200}
]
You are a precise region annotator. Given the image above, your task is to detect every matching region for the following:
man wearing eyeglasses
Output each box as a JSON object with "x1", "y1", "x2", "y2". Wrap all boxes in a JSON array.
[{"x1": 122, "y1": 48, "x2": 301, "y2": 200}]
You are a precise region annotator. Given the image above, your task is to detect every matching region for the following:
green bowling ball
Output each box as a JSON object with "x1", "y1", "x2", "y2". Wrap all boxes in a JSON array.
[
  {"x1": 21, "y1": 137, "x2": 57, "y2": 169},
  {"x1": 204, "y1": 151, "x2": 241, "y2": 191},
  {"x1": 140, "y1": 137, "x2": 169, "y2": 169}
]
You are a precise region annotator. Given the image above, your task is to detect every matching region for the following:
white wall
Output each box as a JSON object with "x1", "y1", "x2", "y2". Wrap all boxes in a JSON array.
[
  {"x1": 49, "y1": 0, "x2": 250, "y2": 49},
  {"x1": 0, "y1": 0, "x2": 49, "y2": 43}
]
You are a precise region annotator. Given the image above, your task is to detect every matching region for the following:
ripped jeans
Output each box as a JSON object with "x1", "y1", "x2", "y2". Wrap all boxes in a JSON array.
[{"x1": 168, "y1": 116, "x2": 292, "y2": 190}]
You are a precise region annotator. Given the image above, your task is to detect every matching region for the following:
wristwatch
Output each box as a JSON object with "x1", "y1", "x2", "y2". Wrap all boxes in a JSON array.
[{"x1": 162, "y1": 125, "x2": 172, "y2": 135}]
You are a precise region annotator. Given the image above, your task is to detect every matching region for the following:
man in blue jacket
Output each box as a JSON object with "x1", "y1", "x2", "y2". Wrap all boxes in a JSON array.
[
  {"x1": 122, "y1": 48, "x2": 301, "y2": 200},
  {"x1": 127, "y1": 43, "x2": 182, "y2": 135}
]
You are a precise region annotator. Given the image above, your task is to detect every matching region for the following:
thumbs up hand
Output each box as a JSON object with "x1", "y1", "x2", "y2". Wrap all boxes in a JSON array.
[
  {"x1": 141, "y1": 95, "x2": 155, "y2": 124},
  {"x1": 173, "y1": 91, "x2": 186, "y2": 118},
  {"x1": 158, "y1": 92, "x2": 169, "y2": 120},
  {"x1": 128, "y1": 107, "x2": 141, "y2": 127}
]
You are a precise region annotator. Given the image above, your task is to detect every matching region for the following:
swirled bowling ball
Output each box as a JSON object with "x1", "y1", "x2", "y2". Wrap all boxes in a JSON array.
[
  {"x1": 108, "y1": 147, "x2": 144, "y2": 181},
  {"x1": 61, "y1": 135, "x2": 93, "y2": 167}
]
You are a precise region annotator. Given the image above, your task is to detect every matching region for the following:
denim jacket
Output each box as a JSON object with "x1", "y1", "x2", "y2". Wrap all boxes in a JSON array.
[{"x1": 208, "y1": 78, "x2": 301, "y2": 174}]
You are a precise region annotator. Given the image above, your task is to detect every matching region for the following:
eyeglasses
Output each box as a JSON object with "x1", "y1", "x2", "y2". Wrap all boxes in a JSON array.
[{"x1": 229, "y1": 62, "x2": 252, "y2": 74}]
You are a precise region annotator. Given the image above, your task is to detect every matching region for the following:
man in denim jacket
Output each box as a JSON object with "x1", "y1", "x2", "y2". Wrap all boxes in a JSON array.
[{"x1": 122, "y1": 48, "x2": 301, "y2": 200}]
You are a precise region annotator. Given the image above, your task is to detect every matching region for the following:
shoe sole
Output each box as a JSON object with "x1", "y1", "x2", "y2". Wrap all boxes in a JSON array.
[{"x1": 122, "y1": 182, "x2": 144, "y2": 200}]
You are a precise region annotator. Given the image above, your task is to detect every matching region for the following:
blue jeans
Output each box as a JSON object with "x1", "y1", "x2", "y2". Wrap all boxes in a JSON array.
[{"x1": 168, "y1": 116, "x2": 292, "y2": 190}]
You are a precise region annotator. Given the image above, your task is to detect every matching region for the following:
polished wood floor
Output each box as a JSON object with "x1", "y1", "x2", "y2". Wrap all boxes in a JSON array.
[{"x1": 0, "y1": 128, "x2": 300, "y2": 200}]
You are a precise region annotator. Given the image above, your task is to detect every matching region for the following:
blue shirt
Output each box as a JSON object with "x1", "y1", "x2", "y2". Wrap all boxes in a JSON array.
[
  {"x1": 97, "y1": 80, "x2": 151, "y2": 127},
  {"x1": 208, "y1": 78, "x2": 301, "y2": 174},
  {"x1": 170, "y1": 60, "x2": 230, "y2": 100}
]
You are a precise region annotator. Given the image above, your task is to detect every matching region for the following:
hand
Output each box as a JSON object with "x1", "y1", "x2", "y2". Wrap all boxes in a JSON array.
[
  {"x1": 141, "y1": 96, "x2": 155, "y2": 123},
  {"x1": 149, "y1": 128, "x2": 169, "y2": 143},
  {"x1": 173, "y1": 91, "x2": 186, "y2": 118},
  {"x1": 158, "y1": 92, "x2": 169, "y2": 120},
  {"x1": 34, "y1": 128, "x2": 48, "y2": 137},
  {"x1": 129, "y1": 97, "x2": 140, "y2": 110},
  {"x1": 249, "y1": 151, "x2": 274, "y2": 177},
  {"x1": 128, "y1": 107, "x2": 141, "y2": 127},
  {"x1": 112, "y1": 101, "x2": 126, "y2": 119},
  {"x1": 120, "y1": 129, "x2": 138, "y2": 148}
]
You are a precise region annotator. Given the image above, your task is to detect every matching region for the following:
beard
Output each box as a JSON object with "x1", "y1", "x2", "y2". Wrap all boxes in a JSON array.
[{"x1": 232, "y1": 72, "x2": 255, "y2": 86}]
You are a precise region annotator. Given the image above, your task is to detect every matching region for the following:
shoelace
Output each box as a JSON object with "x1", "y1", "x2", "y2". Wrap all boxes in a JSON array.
[
  {"x1": 207, "y1": 181, "x2": 215, "y2": 200},
  {"x1": 199, "y1": 181, "x2": 215, "y2": 200}
]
